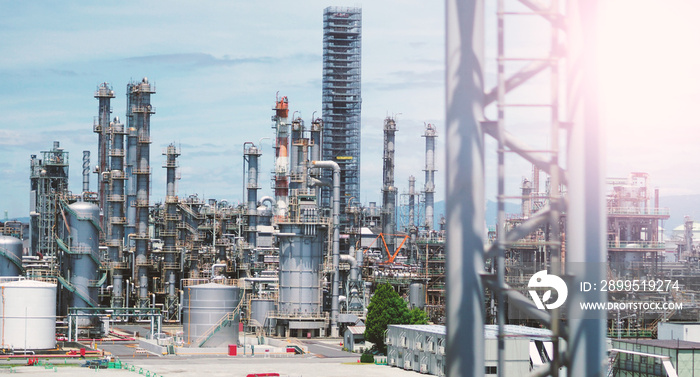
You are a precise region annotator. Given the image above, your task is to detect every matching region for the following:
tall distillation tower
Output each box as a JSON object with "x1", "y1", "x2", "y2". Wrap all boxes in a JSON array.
[
  {"x1": 94, "y1": 83, "x2": 115, "y2": 233},
  {"x1": 423, "y1": 124, "x2": 437, "y2": 232},
  {"x1": 321, "y1": 6, "x2": 362, "y2": 217},
  {"x1": 107, "y1": 116, "x2": 128, "y2": 309},
  {"x1": 162, "y1": 144, "x2": 181, "y2": 319},
  {"x1": 381, "y1": 117, "x2": 397, "y2": 258},
  {"x1": 127, "y1": 78, "x2": 155, "y2": 308}
]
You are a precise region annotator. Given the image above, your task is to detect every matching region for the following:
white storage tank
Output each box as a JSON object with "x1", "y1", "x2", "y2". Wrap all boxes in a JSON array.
[
  {"x1": 0, "y1": 279, "x2": 57, "y2": 349},
  {"x1": 183, "y1": 282, "x2": 241, "y2": 347},
  {"x1": 0, "y1": 236, "x2": 23, "y2": 277}
]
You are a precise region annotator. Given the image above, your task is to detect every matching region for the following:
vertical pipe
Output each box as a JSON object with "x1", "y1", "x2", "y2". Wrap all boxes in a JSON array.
[
  {"x1": 312, "y1": 160, "x2": 340, "y2": 337},
  {"x1": 408, "y1": 176, "x2": 417, "y2": 264},
  {"x1": 566, "y1": 0, "x2": 607, "y2": 376},
  {"x1": 445, "y1": 0, "x2": 485, "y2": 376},
  {"x1": 82, "y1": 151, "x2": 90, "y2": 195}
]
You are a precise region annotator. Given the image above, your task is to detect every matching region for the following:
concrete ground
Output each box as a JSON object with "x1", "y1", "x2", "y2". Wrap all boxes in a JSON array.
[
  {"x1": 2, "y1": 356, "x2": 421, "y2": 377},
  {"x1": 0, "y1": 336, "x2": 421, "y2": 376}
]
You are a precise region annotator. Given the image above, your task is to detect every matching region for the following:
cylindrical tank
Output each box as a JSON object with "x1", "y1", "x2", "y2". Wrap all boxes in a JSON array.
[
  {"x1": 249, "y1": 299, "x2": 276, "y2": 329},
  {"x1": 278, "y1": 223, "x2": 324, "y2": 315},
  {"x1": 409, "y1": 281, "x2": 425, "y2": 309},
  {"x1": 66, "y1": 202, "x2": 100, "y2": 310},
  {"x1": 0, "y1": 279, "x2": 57, "y2": 349},
  {"x1": 0, "y1": 236, "x2": 23, "y2": 277},
  {"x1": 183, "y1": 283, "x2": 241, "y2": 347}
]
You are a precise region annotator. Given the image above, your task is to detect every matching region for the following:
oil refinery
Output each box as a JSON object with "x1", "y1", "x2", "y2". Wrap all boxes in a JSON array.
[{"x1": 2, "y1": 2, "x2": 700, "y2": 377}]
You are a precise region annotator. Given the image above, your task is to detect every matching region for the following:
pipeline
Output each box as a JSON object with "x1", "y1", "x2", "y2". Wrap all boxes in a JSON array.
[{"x1": 312, "y1": 160, "x2": 340, "y2": 336}]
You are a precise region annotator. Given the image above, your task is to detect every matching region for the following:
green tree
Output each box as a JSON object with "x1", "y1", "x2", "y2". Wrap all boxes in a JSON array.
[
  {"x1": 409, "y1": 307, "x2": 429, "y2": 325},
  {"x1": 364, "y1": 283, "x2": 410, "y2": 354}
]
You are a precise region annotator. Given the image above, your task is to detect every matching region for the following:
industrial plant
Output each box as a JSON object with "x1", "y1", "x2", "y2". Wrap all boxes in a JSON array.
[{"x1": 2, "y1": 3, "x2": 700, "y2": 377}]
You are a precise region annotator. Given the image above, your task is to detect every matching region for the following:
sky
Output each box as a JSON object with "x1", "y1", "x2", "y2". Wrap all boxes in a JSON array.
[{"x1": 1, "y1": 1, "x2": 699, "y2": 220}]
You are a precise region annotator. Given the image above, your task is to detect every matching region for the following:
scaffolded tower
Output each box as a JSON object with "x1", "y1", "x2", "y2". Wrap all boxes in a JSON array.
[
  {"x1": 29, "y1": 141, "x2": 70, "y2": 257},
  {"x1": 321, "y1": 6, "x2": 362, "y2": 215}
]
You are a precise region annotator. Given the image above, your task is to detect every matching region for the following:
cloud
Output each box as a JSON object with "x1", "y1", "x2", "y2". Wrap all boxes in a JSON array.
[{"x1": 120, "y1": 53, "x2": 320, "y2": 70}]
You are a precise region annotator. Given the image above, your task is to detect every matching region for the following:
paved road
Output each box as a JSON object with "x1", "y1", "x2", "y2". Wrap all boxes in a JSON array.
[{"x1": 299, "y1": 339, "x2": 356, "y2": 358}]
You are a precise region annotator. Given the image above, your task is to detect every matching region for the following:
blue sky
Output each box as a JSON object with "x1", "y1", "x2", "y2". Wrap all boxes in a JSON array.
[
  {"x1": 2, "y1": 1, "x2": 700, "y2": 220},
  {"x1": 0, "y1": 1, "x2": 445, "y2": 218}
]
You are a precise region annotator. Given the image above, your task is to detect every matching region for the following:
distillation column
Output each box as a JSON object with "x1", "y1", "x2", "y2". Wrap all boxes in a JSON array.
[
  {"x1": 381, "y1": 117, "x2": 397, "y2": 257},
  {"x1": 408, "y1": 175, "x2": 417, "y2": 263},
  {"x1": 108, "y1": 117, "x2": 128, "y2": 308},
  {"x1": 163, "y1": 144, "x2": 181, "y2": 319},
  {"x1": 125, "y1": 86, "x2": 137, "y2": 244},
  {"x1": 423, "y1": 124, "x2": 437, "y2": 232},
  {"x1": 129, "y1": 78, "x2": 155, "y2": 308},
  {"x1": 273, "y1": 96, "x2": 290, "y2": 218},
  {"x1": 244, "y1": 143, "x2": 261, "y2": 268},
  {"x1": 94, "y1": 83, "x2": 115, "y2": 232}
]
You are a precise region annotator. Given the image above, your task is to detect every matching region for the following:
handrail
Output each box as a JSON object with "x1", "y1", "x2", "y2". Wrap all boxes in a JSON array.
[
  {"x1": 55, "y1": 275, "x2": 98, "y2": 308},
  {"x1": 0, "y1": 246, "x2": 24, "y2": 273},
  {"x1": 195, "y1": 299, "x2": 244, "y2": 347}
]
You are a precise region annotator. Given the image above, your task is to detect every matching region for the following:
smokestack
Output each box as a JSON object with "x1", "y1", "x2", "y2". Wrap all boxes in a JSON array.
[{"x1": 273, "y1": 96, "x2": 290, "y2": 217}]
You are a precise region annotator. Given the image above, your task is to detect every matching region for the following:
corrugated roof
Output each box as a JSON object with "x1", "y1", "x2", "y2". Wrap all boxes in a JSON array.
[
  {"x1": 616, "y1": 339, "x2": 700, "y2": 350},
  {"x1": 390, "y1": 324, "x2": 446, "y2": 335},
  {"x1": 346, "y1": 326, "x2": 366, "y2": 335}
]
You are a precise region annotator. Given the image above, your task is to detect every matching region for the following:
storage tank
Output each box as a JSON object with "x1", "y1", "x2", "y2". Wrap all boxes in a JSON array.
[
  {"x1": 183, "y1": 283, "x2": 241, "y2": 347},
  {"x1": 249, "y1": 299, "x2": 276, "y2": 329},
  {"x1": 278, "y1": 223, "x2": 324, "y2": 315},
  {"x1": 0, "y1": 236, "x2": 23, "y2": 276},
  {"x1": 409, "y1": 281, "x2": 425, "y2": 309},
  {"x1": 65, "y1": 202, "x2": 100, "y2": 310},
  {"x1": 0, "y1": 279, "x2": 57, "y2": 349}
]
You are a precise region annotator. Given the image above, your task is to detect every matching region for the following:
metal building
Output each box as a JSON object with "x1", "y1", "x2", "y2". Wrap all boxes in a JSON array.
[{"x1": 321, "y1": 6, "x2": 362, "y2": 216}]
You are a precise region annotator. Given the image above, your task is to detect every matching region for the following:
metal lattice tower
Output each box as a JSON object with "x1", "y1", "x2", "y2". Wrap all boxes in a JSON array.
[
  {"x1": 321, "y1": 6, "x2": 362, "y2": 216},
  {"x1": 446, "y1": 1, "x2": 606, "y2": 376},
  {"x1": 29, "y1": 141, "x2": 70, "y2": 257}
]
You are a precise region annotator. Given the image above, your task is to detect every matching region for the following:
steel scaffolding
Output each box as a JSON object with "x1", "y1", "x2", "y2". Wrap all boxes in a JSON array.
[{"x1": 321, "y1": 6, "x2": 362, "y2": 216}]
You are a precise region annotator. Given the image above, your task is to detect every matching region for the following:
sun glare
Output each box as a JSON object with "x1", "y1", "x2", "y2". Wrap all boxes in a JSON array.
[{"x1": 596, "y1": 0, "x2": 700, "y2": 177}]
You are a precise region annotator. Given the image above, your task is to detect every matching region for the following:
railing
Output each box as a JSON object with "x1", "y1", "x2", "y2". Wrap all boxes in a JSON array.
[
  {"x1": 608, "y1": 207, "x2": 670, "y2": 216},
  {"x1": 107, "y1": 195, "x2": 125, "y2": 202},
  {"x1": 608, "y1": 241, "x2": 665, "y2": 249},
  {"x1": 109, "y1": 216, "x2": 127, "y2": 224},
  {"x1": 109, "y1": 149, "x2": 125, "y2": 157}
]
